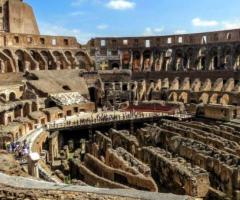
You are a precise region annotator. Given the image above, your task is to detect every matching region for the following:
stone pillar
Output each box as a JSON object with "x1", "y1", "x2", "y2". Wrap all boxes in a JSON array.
[
  {"x1": 0, "y1": 60, "x2": 5, "y2": 73},
  {"x1": 119, "y1": 50, "x2": 123, "y2": 69},
  {"x1": 217, "y1": 47, "x2": 222, "y2": 69},
  {"x1": 28, "y1": 152, "x2": 40, "y2": 178},
  {"x1": 130, "y1": 50, "x2": 133, "y2": 70},
  {"x1": 49, "y1": 131, "x2": 59, "y2": 164},
  {"x1": 140, "y1": 51, "x2": 144, "y2": 71},
  {"x1": 150, "y1": 51, "x2": 154, "y2": 70}
]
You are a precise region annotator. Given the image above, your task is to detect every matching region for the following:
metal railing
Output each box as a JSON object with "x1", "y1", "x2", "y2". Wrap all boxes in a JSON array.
[{"x1": 46, "y1": 112, "x2": 192, "y2": 130}]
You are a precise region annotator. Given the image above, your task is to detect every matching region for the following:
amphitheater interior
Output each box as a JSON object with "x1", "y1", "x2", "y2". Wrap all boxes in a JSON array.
[{"x1": 1, "y1": 1, "x2": 240, "y2": 200}]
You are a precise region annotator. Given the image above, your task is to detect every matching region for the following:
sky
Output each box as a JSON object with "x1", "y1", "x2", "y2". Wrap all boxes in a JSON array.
[{"x1": 25, "y1": 0, "x2": 240, "y2": 44}]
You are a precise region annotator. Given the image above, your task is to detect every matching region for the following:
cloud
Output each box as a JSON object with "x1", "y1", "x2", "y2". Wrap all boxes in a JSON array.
[
  {"x1": 174, "y1": 30, "x2": 187, "y2": 34},
  {"x1": 71, "y1": 0, "x2": 85, "y2": 6},
  {"x1": 97, "y1": 24, "x2": 109, "y2": 30},
  {"x1": 39, "y1": 22, "x2": 94, "y2": 44},
  {"x1": 192, "y1": 18, "x2": 219, "y2": 27},
  {"x1": 70, "y1": 11, "x2": 85, "y2": 16},
  {"x1": 106, "y1": 0, "x2": 136, "y2": 10},
  {"x1": 143, "y1": 27, "x2": 164, "y2": 36},
  {"x1": 222, "y1": 20, "x2": 240, "y2": 29}
]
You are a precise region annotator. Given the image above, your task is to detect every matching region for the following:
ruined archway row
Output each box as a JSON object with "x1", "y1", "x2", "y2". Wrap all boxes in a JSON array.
[
  {"x1": 118, "y1": 44, "x2": 240, "y2": 72},
  {"x1": 103, "y1": 77, "x2": 240, "y2": 106},
  {"x1": 0, "y1": 49, "x2": 93, "y2": 73}
]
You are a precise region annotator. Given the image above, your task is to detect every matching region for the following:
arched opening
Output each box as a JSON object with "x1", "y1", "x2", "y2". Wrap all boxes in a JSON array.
[
  {"x1": 209, "y1": 47, "x2": 218, "y2": 70},
  {"x1": 197, "y1": 47, "x2": 207, "y2": 70},
  {"x1": 30, "y1": 50, "x2": 45, "y2": 70},
  {"x1": 199, "y1": 93, "x2": 209, "y2": 104},
  {"x1": 62, "y1": 85, "x2": 71, "y2": 91},
  {"x1": 32, "y1": 102, "x2": 38, "y2": 112},
  {"x1": 66, "y1": 110, "x2": 72, "y2": 116},
  {"x1": 222, "y1": 46, "x2": 232, "y2": 70},
  {"x1": 174, "y1": 49, "x2": 184, "y2": 71},
  {"x1": 220, "y1": 94, "x2": 230, "y2": 106},
  {"x1": 65, "y1": 51, "x2": 75, "y2": 68},
  {"x1": 75, "y1": 51, "x2": 91, "y2": 70},
  {"x1": 122, "y1": 51, "x2": 130, "y2": 69},
  {"x1": 111, "y1": 63, "x2": 119, "y2": 70},
  {"x1": 41, "y1": 51, "x2": 55, "y2": 70},
  {"x1": 53, "y1": 51, "x2": 64, "y2": 69},
  {"x1": 143, "y1": 50, "x2": 152, "y2": 71},
  {"x1": 14, "y1": 105, "x2": 22, "y2": 118},
  {"x1": 186, "y1": 48, "x2": 194, "y2": 70},
  {"x1": 15, "y1": 50, "x2": 25, "y2": 72},
  {"x1": 168, "y1": 92, "x2": 178, "y2": 102},
  {"x1": 162, "y1": 49, "x2": 172, "y2": 71},
  {"x1": 179, "y1": 92, "x2": 188, "y2": 103},
  {"x1": 88, "y1": 87, "x2": 97, "y2": 102},
  {"x1": 9, "y1": 92, "x2": 16, "y2": 101},
  {"x1": 2, "y1": 49, "x2": 15, "y2": 73},
  {"x1": 132, "y1": 51, "x2": 141, "y2": 72},
  {"x1": 23, "y1": 103, "x2": 30, "y2": 117},
  {"x1": 234, "y1": 45, "x2": 240, "y2": 70}
]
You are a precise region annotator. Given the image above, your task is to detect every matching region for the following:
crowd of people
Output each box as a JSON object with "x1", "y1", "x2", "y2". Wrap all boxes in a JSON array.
[
  {"x1": 6, "y1": 140, "x2": 30, "y2": 161},
  {"x1": 48, "y1": 111, "x2": 167, "y2": 129}
]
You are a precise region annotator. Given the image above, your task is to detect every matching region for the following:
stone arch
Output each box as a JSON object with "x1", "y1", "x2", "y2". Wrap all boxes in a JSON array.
[
  {"x1": 223, "y1": 78, "x2": 235, "y2": 92},
  {"x1": 179, "y1": 92, "x2": 188, "y2": 103},
  {"x1": 222, "y1": 45, "x2": 232, "y2": 70},
  {"x1": 168, "y1": 91, "x2": 178, "y2": 102},
  {"x1": 122, "y1": 50, "x2": 131, "y2": 69},
  {"x1": 200, "y1": 79, "x2": 212, "y2": 92},
  {"x1": 143, "y1": 50, "x2": 152, "y2": 71},
  {"x1": 174, "y1": 49, "x2": 184, "y2": 71},
  {"x1": 132, "y1": 51, "x2": 141, "y2": 72},
  {"x1": 153, "y1": 50, "x2": 162, "y2": 71},
  {"x1": 208, "y1": 47, "x2": 218, "y2": 70},
  {"x1": 32, "y1": 101, "x2": 38, "y2": 112},
  {"x1": 170, "y1": 77, "x2": 180, "y2": 90},
  {"x1": 180, "y1": 77, "x2": 190, "y2": 90},
  {"x1": 234, "y1": 45, "x2": 240, "y2": 70},
  {"x1": 23, "y1": 103, "x2": 31, "y2": 117},
  {"x1": 209, "y1": 93, "x2": 219, "y2": 104},
  {"x1": 53, "y1": 51, "x2": 65, "y2": 69},
  {"x1": 41, "y1": 50, "x2": 55, "y2": 70},
  {"x1": 30, "y1": 50, "x2": 46, "y2": 70},
  {"x1": 220, "y1": 94, "x2": 230, "y2": 106},
  {"x1": 75, "y1": 51, "x2": 92, "y2": 70},
  {"x1": 197, "y1": 47, "x2": 207, "y2": 70},
  {"x1": 0, "y1": 50, "x2": 15, "y2": 73},
  {"x1": 212, "y1": 78, "x2": 223, "y2": 92},
  {"x1": 199, "y1": 93, "x2": 209, "y2": 104},
  {"x1": 111, "y1": 63, "x2": 120, "y2": 70},
  {"x1": 185, "y1": 48, "x2": 194, "y2": 70},
  {"x1": 14, "y1": 105, "x2": 22, "y2": 118},
  {"x1": 9, "y1": 92, "x2": 16, "y2": 101},
  {"x1": 15, "y1": 49, "x2": 25, "y2": 72},
  {"x1": 162, "y1": 49, "x2": 172, "y2": 71},
  {"x1": 65, "y1": 51, "x2": 75, "y2": 69},
  {"x1": 191, "y1": 78, "x2": 201, "y2": 92}
]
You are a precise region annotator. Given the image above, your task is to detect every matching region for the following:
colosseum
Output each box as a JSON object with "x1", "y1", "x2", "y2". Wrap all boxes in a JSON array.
[{"x1": 0, "y1": 0, "x2": 240, "y2": 200}]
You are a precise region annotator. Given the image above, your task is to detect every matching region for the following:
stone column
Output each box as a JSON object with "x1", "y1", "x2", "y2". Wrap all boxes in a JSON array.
[
  {"x1": 130, "y1": 50, "x2": 133, "y2": 70},
  {"x1": 140, "y1": 51, "x2": 144, "y2": 71},
  {"x1": 49, "y1": 131, "x2": 59, "y2": 164},
  {"x1": 150, "y1": 51, "x2": 154, "y2": 71},
  {"x1": 28, "y1": 152, "x2": 40, "y2": 178},
  {"x1": 119, "y1": 50, "x2": 123, "y2": 69},
  {"x1": 217, "y1": 47, "x2": 222, "y2": 69}
]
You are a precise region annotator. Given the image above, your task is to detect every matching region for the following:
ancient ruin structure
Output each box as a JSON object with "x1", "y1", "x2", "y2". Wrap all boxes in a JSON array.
[{"x1": 0, "y1": 0, "x2": 240, "y2": 200}]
